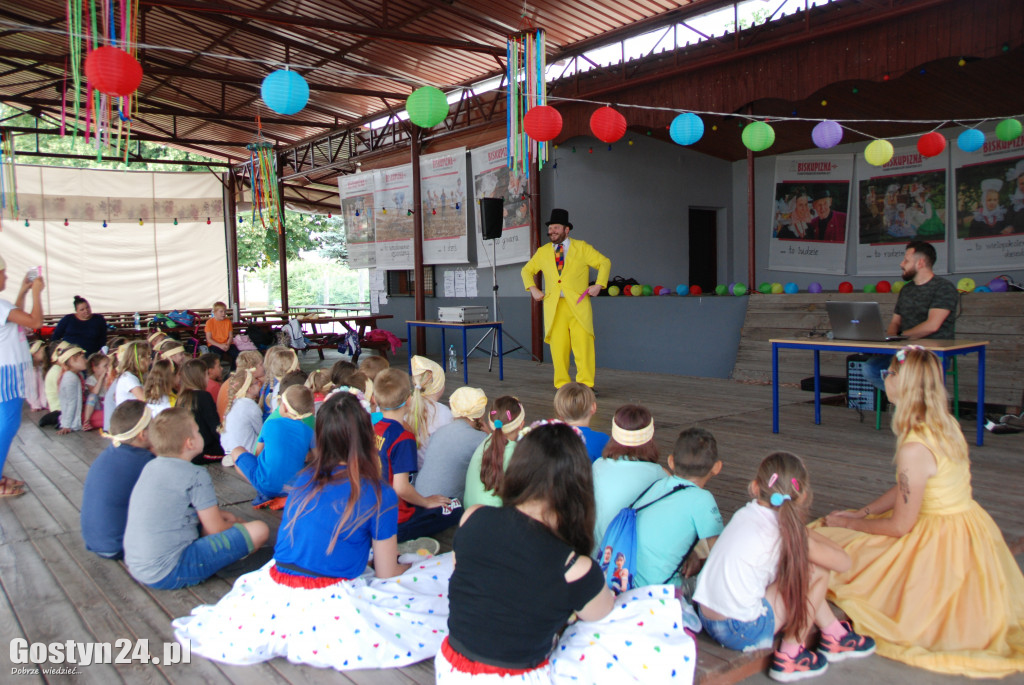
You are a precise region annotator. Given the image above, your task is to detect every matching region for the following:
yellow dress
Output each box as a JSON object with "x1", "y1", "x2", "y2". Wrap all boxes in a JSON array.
[{"x1": 811, "y1": 427, "x2": 1024, "y2": 678}]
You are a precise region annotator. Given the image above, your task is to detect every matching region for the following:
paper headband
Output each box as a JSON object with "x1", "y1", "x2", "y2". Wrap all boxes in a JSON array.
[
  {"x1": 611, "y1": 418, "x2": 655, "y2": 447},
  {"x1": 57, "y1": 346, "x2": 85, "y2": 365},
  {"x1": 490, "y1": 404, "x2": 526, "y2": 434},
  {"x1": 101, "y1": 405, "x2": 152, "y2": 447},
  {"x1": 159, "y1": 345, "x2": 186, "y2": 360},
  {"x1": 280, "y1": 390, "x2": 313, "y2": 420},
  {"x1": 234, "y1": 369, "x2": 255, "y2": 399}
]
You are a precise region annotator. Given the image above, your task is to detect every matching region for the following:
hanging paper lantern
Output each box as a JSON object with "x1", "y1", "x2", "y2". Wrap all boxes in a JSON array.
[
  {"x1": 84, "y1": 46, "x2": 143, "y2": 96},
  {"x1": 995, "y1": 118, "x2": 1023, "y2": 142},
  {"x1": 741, "y1": 121, "x2": 775, "y2": 152},
  {"x1": 811, "y1": 120, "x2": 843, "y2": 149},
  {"x1": 864, "y1": 139, "x2": 894, "y2": 166},
  {"x1": 669, "y1": 113, "x2": 704, "y2": 146},
  {"x1": 590, "y1": 107, "x2": 627, "y2": 144},
  {"x1": 523, "y1": 106, "x2": 563, "y2": 142},
  {"x1": 916, "y1": 132, "x2": 946, "y2": 158},
  {"x1": 957, "y1": 129, "x2": 985, "y2": 152},
  {"x1": 261, "y1": 70, "x2": 310, "y2": 115},
  {"x1": 406, "y1": 86, "x2": 449, "y2": 128}
]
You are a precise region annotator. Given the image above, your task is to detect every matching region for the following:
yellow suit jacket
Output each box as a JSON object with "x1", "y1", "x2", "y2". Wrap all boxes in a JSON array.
[{"x1": 520, "y1": 239, "x2": 611, "y2": 342}]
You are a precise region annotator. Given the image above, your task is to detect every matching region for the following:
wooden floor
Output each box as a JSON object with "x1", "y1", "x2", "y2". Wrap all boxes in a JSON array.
[{"x1": 2, "y1": 350, "x2": 1022, "y2": 684}]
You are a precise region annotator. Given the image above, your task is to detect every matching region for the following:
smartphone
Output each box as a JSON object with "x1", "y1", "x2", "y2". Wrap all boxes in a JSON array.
[{"x1": 26, "y1": 266, "x2": 42, "y2": 281}]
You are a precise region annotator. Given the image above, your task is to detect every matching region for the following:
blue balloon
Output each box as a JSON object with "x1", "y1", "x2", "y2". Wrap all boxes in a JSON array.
[
  {"x1": 669, "y1": 113, "x2": 704, "y2": 146},
  {"x1": 676, "y1": 284, "x2": 690, "y2": 296},
  {"x1": 957, "y1": 128, "x2": 985, "y2": 153},
  {"x1": 261, "y1": 70, "x2": 310, "y2": 115},
  {"x1": 784, "y1": 282, "x2": 799, "y2": 294}
]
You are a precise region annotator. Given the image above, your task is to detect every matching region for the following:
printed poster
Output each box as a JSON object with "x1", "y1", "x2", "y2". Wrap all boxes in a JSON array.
[
  {"x1": 471, "y1": 140, "x2": 532, "y2": 266},
  {"x1": 951, "y1": 132, "x2": 1024, "y2": 272},
  {"x1": 420, "y1": 147, "x2": 469, "y2": 264},
  {"x1": 338, "y1": 173, "x2": 376, "y2": 269},
  {"x1": 768, "y1": 155, "x2": 853, "y2": 274},
  {"x1": 855, "y1": 145, "x2": 948, "y2": 275},
  {"x1": 372, "y1": 164, "x2": 414, "y2": 269}
]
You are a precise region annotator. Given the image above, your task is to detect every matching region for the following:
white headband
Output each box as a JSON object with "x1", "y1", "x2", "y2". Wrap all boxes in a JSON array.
[
  {"x1": 101, "y1": 405, "x2": 152, "y2": 447},
  {"x1": 611, "y1": 419, "x2": 655, "y2": 447}
]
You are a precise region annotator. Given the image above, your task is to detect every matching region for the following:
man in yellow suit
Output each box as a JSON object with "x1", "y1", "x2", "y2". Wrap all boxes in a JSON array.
[{"x1": 521, "y1": 208, "x2": 611, "y2": 389}]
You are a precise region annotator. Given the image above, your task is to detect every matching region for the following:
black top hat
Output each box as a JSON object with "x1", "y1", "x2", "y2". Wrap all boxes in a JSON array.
[{"x1": 545, "y1": 208, "x2": 573, "y2": 229}]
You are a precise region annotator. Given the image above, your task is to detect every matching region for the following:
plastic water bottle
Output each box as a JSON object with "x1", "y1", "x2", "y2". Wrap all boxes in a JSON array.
[
  {"x1": 133, "y1": 311, "x2": 141, "y2": 330},
  {"x1": 448, "y1": 345, "x2": 457, "y2": 373}
]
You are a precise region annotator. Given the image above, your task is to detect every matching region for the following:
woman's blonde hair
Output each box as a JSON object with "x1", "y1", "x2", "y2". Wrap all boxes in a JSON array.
[
  {"x1": 888, "y1": 348, "x2": 968, "y2": 463},
  {"x1": 143, "y1": 359, "x2": 176, "y2": 403}
]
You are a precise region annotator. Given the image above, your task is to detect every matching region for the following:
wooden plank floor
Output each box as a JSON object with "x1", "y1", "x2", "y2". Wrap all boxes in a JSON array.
[{"x1": 2, "y1": 349, "x2": 1021, "y2": 684}]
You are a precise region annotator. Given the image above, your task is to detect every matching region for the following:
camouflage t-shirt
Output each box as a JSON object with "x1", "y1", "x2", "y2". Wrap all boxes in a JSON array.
[{"x1": 894, "y1": 276, "x2": 958, "y2": 339}]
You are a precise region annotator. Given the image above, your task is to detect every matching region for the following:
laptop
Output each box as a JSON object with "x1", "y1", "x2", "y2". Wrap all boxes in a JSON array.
[{"x1": 825, "y1": 301, "x2": 906, "y2": 342}]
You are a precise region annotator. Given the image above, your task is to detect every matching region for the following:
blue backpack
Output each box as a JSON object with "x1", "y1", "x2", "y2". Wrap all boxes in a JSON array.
[{"x1": 596, "y1": 481, "x2": 693, "y2": 593}]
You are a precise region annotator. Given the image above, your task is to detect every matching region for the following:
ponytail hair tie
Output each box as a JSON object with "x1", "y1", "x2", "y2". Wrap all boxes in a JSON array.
[
  {"x1": 770, "y1": 493, "x2": 792, "y2": 507},
  {"x1": 493, "y1": 419, "x2": 503, "y2": 429}
]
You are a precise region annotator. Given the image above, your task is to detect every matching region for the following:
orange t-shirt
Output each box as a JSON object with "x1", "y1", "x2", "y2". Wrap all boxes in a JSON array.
[{"x1": 205, "y1": 317, "x2": 233, "y2": 345}]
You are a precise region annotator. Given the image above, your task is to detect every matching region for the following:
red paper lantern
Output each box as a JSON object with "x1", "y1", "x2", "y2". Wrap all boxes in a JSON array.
[
  {"x1": 876, "y1": 280, "x2": 892, "y2": 293},
  {"x1": 838, "y1": 281, "x2": 854, "y2": 293},
  {"x1": 690, "y1": 285, "x2": 703, "y2": 296},
  {"x1": 523, "y1": 106, "x2": 563, "y2": 142},
  {"x1": 590, "y1": 106, "x2": 627, "y2": 144},
  {"x1": 85, "y1": 47, "x2": 143, "y2": 96},
  {"x1": 916, "y1": 132, "x2": 946, "y2": 158}
]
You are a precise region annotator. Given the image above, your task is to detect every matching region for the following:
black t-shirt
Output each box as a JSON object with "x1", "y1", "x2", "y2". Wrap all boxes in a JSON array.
[
  {"x1": 893, "y1": 275, "x2": 958, "y2": 339},
  {"x1": 448, "y1": 506, "x2": 606, "y2": 668}
]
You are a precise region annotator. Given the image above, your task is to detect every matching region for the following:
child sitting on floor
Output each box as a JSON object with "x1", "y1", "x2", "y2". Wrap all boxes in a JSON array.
[
  {"x1": 124, "y1": 407, "x2": 269, "y2": 590},
  {"x1": 357, "y1": 354, "x2": 389, "y2": 380},
  {"x1": 259, "y1": 370, "x2": 314, "y2": 431},
  {"x1": 177, "y1": 359, "x2": 225, "y2": 464},
  {"x1": 56, "y1": 345, "x2": 89, "y2": 434},
  {"x1": 261, "y1": 346, "x2": 299, "y2": 419},
  {"x1": 462, "y1": 396, "x2": 525, "y2": 508},
  {"x1": 25, "y1": 340, "x2": 48, "y2": 411},
  {"x1": 39, "y1": 340, "x2": 71, "y2": 427},
  {"x1": 218, "y1": 369, "x2": 263, "y2": 455},
  {"x1": 113, "y1": 340, "x2": 150, "y2": 408},
  {"x1": 142, "y1": 359, "x2": 177, "y2": 417},
  {"x1": 416, "y1": 386, "x2": 489, "y2": 502},
  {"x1": 199, "y1": 352, "x2": 224, "y2": 399},
  {"x1": 172, "y1": 390, "x2": 454, "y2": 670},
  {"x1": 554, "y1": 382, "x2": 609, "y2": 462},
  {"x1": 374, "y1": 368, "x2": 460, "y2": 541},
  {"x1": 226, "y1": 384, "x2": 315, "y2": 507},
  {"x1": 83, "y1": 352, "x2": 109, "y2": 430},
  {"x1": 443, "y1": 421, "x2": 696, "y2": 683},
  {"x1": 634, "y1": 427, "x2": 723, "y2": 590},
  {"x1": 217, "y1": 349, "x2": 263, "y2": 419},
  {"x1": 409, "y1": 355, "x2": 453, "y2": 464},
  {"x1": 694, "y1": 452, "x2": 874, "y2": 682},
  {"x1": 80, "y1": 401, "x2": 156, "y2": 559},
  {"x1": 304, "y1": 367, "x2": 333, "y2": 406}
]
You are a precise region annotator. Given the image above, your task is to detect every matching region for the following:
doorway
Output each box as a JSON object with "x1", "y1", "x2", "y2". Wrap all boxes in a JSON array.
[{"x1": 688, "y1": 208, "x2": 718, "y2": 292}]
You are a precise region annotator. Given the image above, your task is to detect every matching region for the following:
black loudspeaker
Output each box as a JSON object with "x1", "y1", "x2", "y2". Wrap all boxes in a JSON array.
[{"x1": 479, "y1": 197, "x2": 504, "y2": 240}]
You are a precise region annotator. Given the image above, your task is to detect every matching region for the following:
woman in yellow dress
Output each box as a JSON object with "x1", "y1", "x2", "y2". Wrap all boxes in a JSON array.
[{"x1": 813, "y1": 346, "x2": 1024, "y2": 678}]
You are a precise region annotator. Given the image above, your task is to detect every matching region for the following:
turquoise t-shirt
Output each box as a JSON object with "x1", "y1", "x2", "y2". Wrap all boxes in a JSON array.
[
  {"x1": 463, "y1": 435, "x2": 517, "y2": 509},
  {"x1": 592, "y1": 457, "x2": 665, "y2": 551},
  {"x1": 634, "y1": 475, "x2": 723, "y2": 587}
]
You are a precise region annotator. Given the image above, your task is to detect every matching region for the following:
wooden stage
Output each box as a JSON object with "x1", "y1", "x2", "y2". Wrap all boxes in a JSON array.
[{"x1": 2, "y1": 353, "x2": 1022, "y2": 684}]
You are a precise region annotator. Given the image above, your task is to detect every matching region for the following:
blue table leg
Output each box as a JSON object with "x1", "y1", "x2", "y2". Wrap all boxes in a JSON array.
[
  {"x1": 406, "y1": 322, "x2": 413, "y2": 375},
  {"x1": 772, "y1": 342, "x2": 780, "y2": 433},
  {"x1": 977, "y1": 346, "x2": 985, "y2": 447},
  {"x1": 814, "y1": 350, "x2": 821, "y2": 425},
  {"x1": 497, "y1": 324, "x2": 504, "y2": 381},
  {"x1": 462, "y1": 327, "x2": 469, "y2": 385},
  {"x1": 441, "y1": 328, "x2": 447, "y2": 369}
]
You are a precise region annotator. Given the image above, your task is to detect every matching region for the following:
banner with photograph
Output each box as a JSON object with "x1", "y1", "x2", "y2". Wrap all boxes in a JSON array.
[
  {"x1": 951, "y1": 132, "x2": 1024, "y2": 272},
  {"x1": 470, "y1": 140, "x2": 532, "y2": 266},
  {"x1": 855, "y1": 146, "x2": 948, "y2": 275},
  {"x1": 372, "y1": 164, "x2": 414, "y2": 269},
  {"x1": 420, "y1": 147, "x2": 469, "y2": 264},
  {"x1": 338, "y1": 173, "x2": 376, "y2": 269},
  {"x1": 768, "y1": 156, "x2": 853, "y2": 273}
]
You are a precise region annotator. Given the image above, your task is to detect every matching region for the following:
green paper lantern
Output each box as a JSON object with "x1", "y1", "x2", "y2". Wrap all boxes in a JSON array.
[
  {"x1": 863, "y1": 283, "x2": 877, "y2": 293},
  {"x1": 732, "y1": 283, "x2": 747, "y2": 296},
  {"x1": 771, "y1": 282, "x2": 784, "y2": 294},
  {"x1": 406, "y1": 86, "x2": 449, "y2": 128},
  {"x1": 715, "y1": 284, "x2": 728, "y2": 296},
  {"x1": 741, "y1": 121, "x2": 775, "y2": 152},
  {"x1": 758, "y1": 282, "x2": 772, "y2": 294},
  {"x1": 995, "y1": 118, "x2": 1023, "y2": 142},
  {"x1": 641, "y1": 285, "x2": 653, "y2": 296}
]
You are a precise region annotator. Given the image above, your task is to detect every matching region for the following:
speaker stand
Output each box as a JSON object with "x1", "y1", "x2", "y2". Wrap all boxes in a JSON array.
[{"x1": 467, "y1": 234, "x2": 539, "y2": 371}]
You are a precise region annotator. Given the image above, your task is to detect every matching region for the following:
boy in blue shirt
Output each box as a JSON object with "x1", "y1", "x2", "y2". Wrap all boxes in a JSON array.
[
  {"x1": 227, "y1": 384, "x2": 315, "y2": 507},
  {"x1": 634, "y1": 427, "x2": 723, "y2": 588},
  {"x1": 80, "y1": 401, "x2": 156, "y2": 559},
  {"x1": 554, "y1": 382, "x2": 609, "y2": 462}
]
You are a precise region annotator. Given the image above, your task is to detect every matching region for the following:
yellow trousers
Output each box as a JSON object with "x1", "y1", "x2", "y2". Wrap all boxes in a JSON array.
[{"x1": 549, "y1": 298, "x2": 595, "y2": 388}]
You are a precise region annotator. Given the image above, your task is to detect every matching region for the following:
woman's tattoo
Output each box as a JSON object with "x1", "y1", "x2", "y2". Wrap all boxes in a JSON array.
[{"x1": 898, "y1": 471, "x2": 911, "y2": 503}]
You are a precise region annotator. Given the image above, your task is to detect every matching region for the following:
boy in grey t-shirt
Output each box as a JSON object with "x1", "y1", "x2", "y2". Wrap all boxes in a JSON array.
[{"x1": 124, "y1": 407, "x2": 269, "y2": 590}]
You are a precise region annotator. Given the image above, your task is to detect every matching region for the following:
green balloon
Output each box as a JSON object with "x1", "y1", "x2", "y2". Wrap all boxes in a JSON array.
[{"x1": 715, "y1": 284, "x2": 728, "y2": 296}]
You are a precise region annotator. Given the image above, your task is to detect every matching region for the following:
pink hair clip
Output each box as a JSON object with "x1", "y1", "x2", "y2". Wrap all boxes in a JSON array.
[
  {"x1": 506, "y1": 410, "x2": 512, "y2": 420},
  {"x1": 767, "y1": 473, "x2": 778, "y2": 488},
  {"x1": 791, "y1": 478, "x2": 800, "y2": 492}
]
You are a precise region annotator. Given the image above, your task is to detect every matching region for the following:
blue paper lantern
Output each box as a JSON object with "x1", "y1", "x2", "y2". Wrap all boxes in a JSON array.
[
  {"x1": 669, "y1": 113, "x2": 704, "y2": 146},
  {"x1": 957, "y1": 128, "x2": 985, "y2": 152},
  {"x1": 811, "y1": 120, "x2": 843, "y2": 149},
  {"x1": 676, "y1": 284, "x2": 689, "y2": 296},
  {"x1": 784, "y1": 282, "x2": 799, "y2": 294},
  {"x1": 261, "y1": 70, "x2": 309, "y2": 115}
]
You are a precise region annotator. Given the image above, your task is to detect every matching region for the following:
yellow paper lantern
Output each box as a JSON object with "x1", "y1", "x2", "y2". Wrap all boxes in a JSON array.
[{"x1": 864, "y1": 139, "x2": 894, "y2": 166}]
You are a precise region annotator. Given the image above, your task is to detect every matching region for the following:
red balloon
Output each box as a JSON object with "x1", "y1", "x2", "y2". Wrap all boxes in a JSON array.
[
  {"x1": 876, "y1": 280, "x2": 892, "y2": 293},
  {"x1": 838, "y1": 281, "x2": 854, "y2": 293},
  {"x1": 689, "y1": 285, "x2": 703, "y2": 296},
  {"x1": 916, "y1": 132, "x2": 946, "y2": 158},
  {"x1": 590, "y1": 106, "x2": 627, "y2": 143},
  {"x1": 523, "y1": 105, "x2": 562, "y2": 142}
]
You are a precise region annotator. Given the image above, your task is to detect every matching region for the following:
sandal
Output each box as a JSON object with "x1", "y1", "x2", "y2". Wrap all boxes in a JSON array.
[{"x1": 0, "y1": 479, "x2": 25, "y2": 498}]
